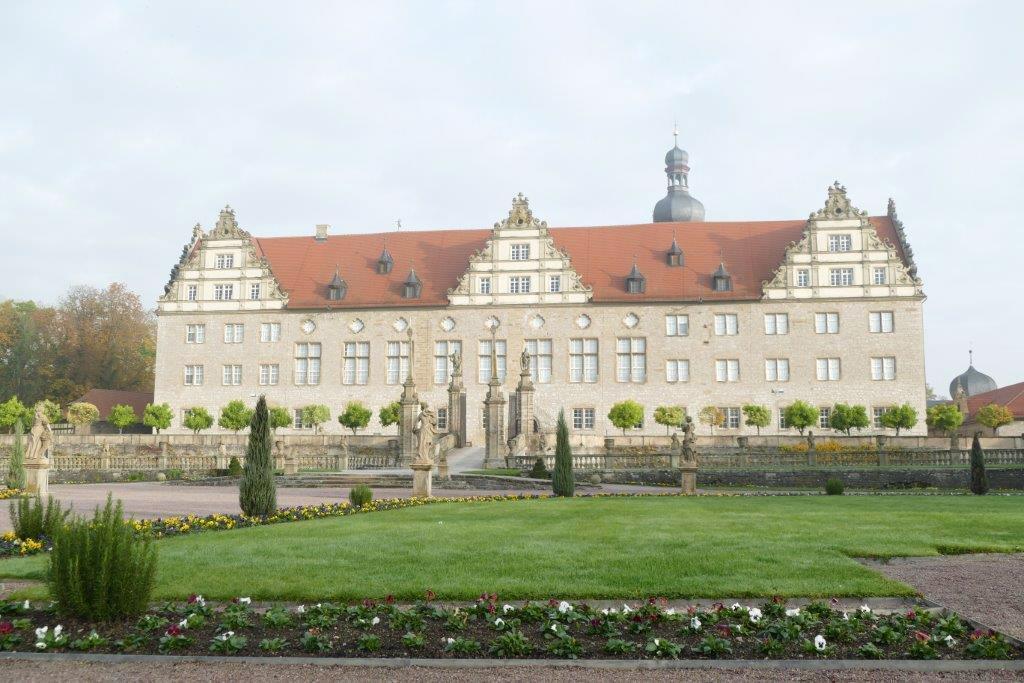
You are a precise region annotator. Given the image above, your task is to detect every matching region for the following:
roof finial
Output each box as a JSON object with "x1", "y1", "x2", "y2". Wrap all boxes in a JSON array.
[
  {"x1": 672, "y1": 121, "x2": 678, "y2": 147},
  {"x1": 969, "y1": 348, "x2": 973, "y2": 367},
  {"x1": 396, "y1": 219, "x2": 401, "y2": 232}
]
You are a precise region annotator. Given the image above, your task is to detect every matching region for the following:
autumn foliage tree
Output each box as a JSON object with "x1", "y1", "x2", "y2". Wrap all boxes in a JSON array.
[{"x1": 975, "y1": 403, "x2": 1014, "y2": 436}]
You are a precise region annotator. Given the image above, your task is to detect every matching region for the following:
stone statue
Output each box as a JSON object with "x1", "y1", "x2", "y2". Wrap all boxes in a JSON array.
[
  {"x1": 807, "y1": 430, "x2": 816, "y2": 450},
  {"x1": 521, "y1": 348, "x2": 531, "y2": 374},
  {"x1": 508, "y1": 432, "x2": 527, "y2": 458},
  {"x1": 450, "y1": 350, "x2": 462, "y2": 377},
  {"x1": 681, "y1": 416, "x2": 697, "y2": 464},
  {"x1": 338, "y1": 434, "x2": 349, "y2": 454},
  {"x1": 670, "y1": 430, "x2": 681, "y2": 453},
  {"x1": 413, "y1": 402, "x2": 437, "y2": 463},
  {"x1": 24, "y1": 404, "x2": 53, "y2": 463}
]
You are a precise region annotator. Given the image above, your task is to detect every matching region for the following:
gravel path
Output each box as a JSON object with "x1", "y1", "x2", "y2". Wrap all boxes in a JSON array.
[
  {"x1": 865, "y1": 553, "x2": 1024, "y2": 641},
  {"x1": 3, "y1": 661, "x2": 1024, "y2": 682}
]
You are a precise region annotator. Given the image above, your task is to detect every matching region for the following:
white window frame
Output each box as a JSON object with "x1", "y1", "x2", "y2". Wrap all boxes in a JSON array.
[
  {"x1": 525, "y1": 339, "x2": 552, "y2": 383},
  {"x1": 293, "y1": 408, "x2": 310, "y2": 430},
  {"x1": 213, "y1": 284, "x2": 234, "y2": 301},
  {"x1": 763, "y1": 313, "x2": 789, "y2": 335},
  {"x1": 509, "y1": 276, "x2": 531, "y2": 294},
  {"x1": 184, "y1": 365, "x2": 204, "y2": 386},
  {"x1": 295, "y1": 342, "x2": 322, "y2": 386},
  {"x1": 249, "y1": 283, "x2": 261, "y2": 300},
  {"x1": 548, "y1": 275, "x2": 561, "y2": 293},
  {"x1": 259, "y1": 363, "x2": 279, "y2": 386},
  {"x1": 723, "y1": 407, "x2": 741, "y2": 429},
  {"x1": 815, "y1": 312, "x2": 840, "y2": 334},
  {"x1": 436, "y1": 407, "x2": 448, "y2": 432},
  {"x1": 510, "y1": 243, "x2": 530, "y2": 261},
  {"x1": 222, "y1": 364, "x2": 242, "y2": 386},
  {"x1": 185, "y1": 284, "x2": 198, "y2": 301},
  {"x1": 666, "y1": 359, "x2": 690, "y2": 383},
  {"x1": 343, "y1": 341, "x2": 370, "y2": 385},
  {"x1": 572, "y1": 407, "x2": 596, "y2": 430},
  {"x1": 479, "y1": 277, "x2": 491, "y2": 294},
  {"x1": 615, "y1": 337, "x2": 646, "y2": 383},
  {"x1": 569, "y1": 338, "x2": 598, "y2": 383},
  {"x1": 714, "y1": 314, "x2": 739, "y2": 336},
  {"x1": 433, "y1": 340, "x2": 462, "y2": 385},
  {"x1": 765, "y1": 358, "x2": 790, "y2": 382},
  {"x1": 871, "y1": 356, "x2": 896, "y2": 381},
  {"x1": 215, "y1": 253, "x2": 235, "y2": 269},
  {"x1": 869, "y1": 311, "x2": 894, "y2": 333},
  {"x1": 829, "y1": 268, "x2": 854, "y2": 286},
  {"x1": 223, "y1": 323, "x2": 244, "y2": 344},
  {"x1": 715, "y1": 359, "x2": 740, "y2": 382},
  {"x1": 386, "y1": 341, "x2": 410, "y2": 385},
  {"x1": 816, "y1": 358, "x2": 841, "y2": 381},
  {"x1": 819, "y1": 407, "x2": 832, "y2": 429},
  {"x1": 260, "y1": 322, "x2": 281, "y2": 342},
  {"x1": 478, "y1": 338, "x2": 507, "y2": 383},
  {"x1": 796, "y1": 269, "x2": 810, "y2": 287},
  {"x1": 872, "y1": 406, "x2": 888, "y2": 429},
  {"x1": 827, "y1": 234, "x2": 852, "y2": 252},
  {"x1": 665, "y1": 314, "x2": 689, "y2": 337},
  {"x1": 186, "y1": 324, "x2": 205, "y2": 344}
]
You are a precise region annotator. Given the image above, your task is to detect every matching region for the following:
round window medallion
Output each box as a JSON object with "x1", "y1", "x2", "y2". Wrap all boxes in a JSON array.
[
  {"x1": 529, "y1": 314, "x2": 545, "y2": 329},
  {"x1": 393, "y1": 317, "x2": 409, "y2": 332},
  {"x1": 440, "y1": 316, "x2": 456, "y2": 332},
  {"x1": 485, "y1": 316, "x2": 500, "y2": 330},
  {"x1": 623, "y1": 313, "x2": 639, "y2": 328},
  {"x1": 301, "y1": 319, "x2": 316, "y2": 334},
  {"x1": 575, "y1": 314, "x2": 591, "y2": 329},
  {"x1": 348, "y1": 319, "x2": 365, "y2": 333}
]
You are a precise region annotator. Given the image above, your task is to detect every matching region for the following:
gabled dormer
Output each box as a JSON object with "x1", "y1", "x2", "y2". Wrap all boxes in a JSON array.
[
  {"x1": 157, "y1": 205, "x2": 288, "y2": 313},
  {"x1": 762, "y1": 182, "x2": 924, "y2": 300},
  {"x1": 447, "y1": 194, "x2": 592, "y2": 305}
]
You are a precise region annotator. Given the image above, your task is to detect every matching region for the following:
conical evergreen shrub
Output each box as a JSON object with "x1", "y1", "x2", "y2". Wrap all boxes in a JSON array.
[
  {"x1": 969, "y1": 432, "x2": 988, "y2": 495},
  {"x1": 6, "y1": 419, "x2": 26, "y2": 490},
  {"x1": 239, "y1": 396, "x2": 277, "y2": 516},
  {"x1": 552, "y1": 409, "x2": 574, "y2": 497}
]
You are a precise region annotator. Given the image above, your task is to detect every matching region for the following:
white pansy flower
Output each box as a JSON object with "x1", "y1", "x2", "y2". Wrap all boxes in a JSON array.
[
  {"x1": 622, "y1": 604, "x2": 632, "y2": 613},
  {"x1": 748, "y1": 608, "x2": 762, "y2": 623},
  {"x1": 178, "y1": 619, "x2": 189, "y2": 629},
  {"x1": 196, "y1": 596, "x2": 206, "y2": 607},
  {"x1": 653, "y1": 638, "x2": 661, "y2": 646},
  {"x1": 23, "y1": 600, "x2": 30, "y2": 609},
  {"x1": 371, "y1": 616, "x2": 380, "y2": 626},
  {"x1": 557, "y1": 600, "x2": 572, "y2": 614},
  {"x1": 691, "y1": 616, "x2": 702, "y2": 630},
  {"x1": 238, "y1": 597, "x2": 251, "y2": 605},
  {"x1": 550, "y1": 623, "x2": 558, "y2": 632},
  {"x1": 842, "y1": 611, "x2": 849, "y2": 621},
  {"x1": 35, "y1": 626, "x2": 48, "y2": 639},
  {"x1": 296, "y1": 605, "x2": 306, "y2": 614},
  {"x1": 35, "y1": 642, "x2": 46, "y2": 650},
  {"x1": 785, "y1": 608, "x2": 801, "y2": 617},
  {"x1": 600, "y1": 608, "x2": 609, "y2": 615},
  {"x1": 53, "y1": 625, "x2": 62, "y2": 637},
  {"x1": 814, "y1": 634, "x2": 827, "y2": 651},
  {"x1": 445, "y1": 637, "x2": 454, "y2": 645},
  {"x1": 665, "y1": 608, "x2": 676, "y2": 615},
  {"x1": 502, "y1": 604, "x2": 514, "y2": 614},
  {"x1": 494, "y1": 618, "x2": 505, "y2": 627},
  {"x1": 944, "y1": 635, "x2": 957, "y2": 647},
  {"x1": 730, "y1": 602, "x2": 743, "y2": 611},
  {"x1": 858, "y1": 604, "x2": 871, "y2": 613}
]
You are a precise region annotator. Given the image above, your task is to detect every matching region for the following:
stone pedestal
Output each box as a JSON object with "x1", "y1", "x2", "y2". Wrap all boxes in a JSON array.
[
  {"x1": 284, "y1": 447, "x2": 298, "y2": 475},
  {"x1": 515, "y1": 366, "x2": 535, "y2": 448},
  {"x1": 158, "y1": 441, "x2": 169, "y2": 470},
  {"x1": 447, "y1": 377, "x2": 466, "y2": 448},
  {"x1": 399, "y1": 380, "x2": 419, "y2": 466},
  {"x1": 669, "y1": 452, "x2": 680, "y2": 468},
  {"x1": 679, "y1": 464, "x2": 697, "y2": 495},
  {"x1": 411, "y1": 461, "x2": 433, "y2": 498},
  {"x1": 484, "y1": 389, "x2": 507, "y2": 469},
  {"x1": 24, "y1": 460, "x2": 49, "y2": 496}
]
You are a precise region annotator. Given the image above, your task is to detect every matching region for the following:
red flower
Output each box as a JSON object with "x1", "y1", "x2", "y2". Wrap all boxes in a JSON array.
[
  {"x1": 715, "y1": 624, "x2": 732, "y2": 637},
  {"x1": 906, "y1": 609, "x2": 917, "y2": 619},
  {"x1": 548, "y1": 598, "x2": 559, "y2": 607},
  {"x1": 970, "y1": 628, "x2": 989, "y2": 640},
  {"x1": 647, "y1": 597, "x2": 656, "y2": 605},
  {"x1": 0, "y1": 622, "x2": 13, "y2": 635},
  {"x1": 686, "y1": 606, "x2": 697, "y2": 615},
  {"x1": 712, "y1": 602, "x2": 725, "y2": 612},
  {"x1": 166, "y1": 625, "x2": 182, "y2": 637},
  {"x1": 384, "y1": 594, "x2": 395, "y2": 605},
  {"x1": 913, "y1": 630, "x2": 930, "y2": 642},
  {"x1": 362, "y1": 599, "x2": 376, "y2": 609},
  {"x1": 771, "y1": 595, "x2": 785, "y2": 605},
  {"x1": 187, "y1": 594, "x2": 199, "y2": 604}
]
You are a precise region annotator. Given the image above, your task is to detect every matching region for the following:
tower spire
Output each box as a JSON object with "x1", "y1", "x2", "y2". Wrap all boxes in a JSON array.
[{"x1": 652, "y1": 132, "x2": 705, "y2": 223}]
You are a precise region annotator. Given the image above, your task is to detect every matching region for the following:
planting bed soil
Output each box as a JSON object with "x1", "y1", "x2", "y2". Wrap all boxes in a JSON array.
[{"x1": 1, "y1": 597, "x2": 1019, "y2": 662}]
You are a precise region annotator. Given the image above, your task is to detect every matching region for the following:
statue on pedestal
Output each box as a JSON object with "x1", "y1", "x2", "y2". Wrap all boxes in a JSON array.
[
  {"x1": 520, "y1": 348, "x2": 531, "y2": 374},
  {"x1": 413, "y1": 402, "x2": 437, "y2": 464},
  {"x1": 450, "y1": 350, "x2": 462, "y2": 378},
  {"x1": 25, "y1": 404, "x2": 53, "y2": 463},
  {"x1": 681, "y1": 415, "x2": 697, "y2": 464}
]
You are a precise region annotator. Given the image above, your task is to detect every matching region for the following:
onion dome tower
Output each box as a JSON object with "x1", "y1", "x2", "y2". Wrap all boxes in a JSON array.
[
  {"x1": 653, "y1": 126, "x2": 705, "y2": 223},
  {"x1": 949, "y1": 350, "x2": 998, "y2": 398}
]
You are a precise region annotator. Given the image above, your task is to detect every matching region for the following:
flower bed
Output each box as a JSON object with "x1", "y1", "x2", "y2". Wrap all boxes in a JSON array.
[{"x1": 0, "y1": 596, "x2": 1018, "y2": 661}]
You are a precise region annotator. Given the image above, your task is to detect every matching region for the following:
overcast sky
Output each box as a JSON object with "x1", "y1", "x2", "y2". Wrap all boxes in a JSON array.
[{"x1": 1, "y1": 1, "x2": 1021, "y2": 396}]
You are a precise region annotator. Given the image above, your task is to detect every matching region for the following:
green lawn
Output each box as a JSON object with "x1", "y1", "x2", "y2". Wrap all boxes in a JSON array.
[{"x1": 2, "y1": 496, "x2": 1022, "y2": 601}]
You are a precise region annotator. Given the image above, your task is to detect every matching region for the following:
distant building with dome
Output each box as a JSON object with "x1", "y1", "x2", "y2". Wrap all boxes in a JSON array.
[{"x1": 949, "y1": 352, "x2": 998, "y2": 398}]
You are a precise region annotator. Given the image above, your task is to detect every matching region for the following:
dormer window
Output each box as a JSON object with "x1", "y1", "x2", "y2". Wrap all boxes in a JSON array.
[
  {"x1": 625, "y1": 264, "x2": 646, "y2": 294},
  {"x1": 377, "y1": 246, "x2": 394, "y2": 274},
  {"x1": 712, "y1": 263, "x2": 732, "y2": 292},
  {"x1": 215, "y1": 253, "x2": 234, "y2": 269},
  {"x1": 327, "y1": 271, "x2": 347, "y2": 301},
  {"x1": 667, "y1": 238, "x2": 683, "y2": 267},
  {"x1": 827, "y1": 234, "x2": 853, "y2": 252},
  {"x1": 403, "y1": 269, "x2": 422, "y2": 299},
  {"x1": 510, "y1": 244, "x2": 530, "y2": 261}
]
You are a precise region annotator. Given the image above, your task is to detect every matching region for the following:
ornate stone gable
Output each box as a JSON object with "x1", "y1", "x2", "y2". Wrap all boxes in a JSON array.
[
  {"x1": 762, "y1": 183, "x2": 924, "y2": 300},
  {"x1": 447, "y1": 194, "x2": 592, "y2": 306},
  {"x1": 158, "y1": 206, "x2": 288, "y2": 312}
]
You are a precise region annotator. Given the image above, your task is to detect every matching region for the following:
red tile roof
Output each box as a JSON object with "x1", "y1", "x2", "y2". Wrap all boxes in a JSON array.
[
  {"x1": 75, "y1": 389, "x2": 153, "y2": 420},
  {"x1": 965, "y1": 381, "x2": 1024, "y2": 419},
  {"x1": 254, "y1": 217, "x2": 907, "y2": 309}
]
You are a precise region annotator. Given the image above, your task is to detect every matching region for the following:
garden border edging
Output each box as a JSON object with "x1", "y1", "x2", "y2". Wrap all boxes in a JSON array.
[{"x1": 2, "y1": 651, "x2": 1024, "y2": 670}]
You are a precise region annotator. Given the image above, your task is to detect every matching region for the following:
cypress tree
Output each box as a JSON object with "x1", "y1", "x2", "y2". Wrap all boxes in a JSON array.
[
  {"x1": 552, "y1": 409, "x2": 574, "y2": 497},
  {"x1": 969, "y1": 432, "x2": 988, "y2": 495},
  {"x1": 239, "y1": 396, "x2": 277, "y2": 516},
  {"x1": 6, "y1": 419, "x2": 26, "y2": 490}
]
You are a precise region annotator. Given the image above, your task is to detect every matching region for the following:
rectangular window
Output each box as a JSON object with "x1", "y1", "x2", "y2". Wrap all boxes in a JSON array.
[
  {"x1": 796, "y1": 269, "x2": 810, "y2": 287},
  {"x1": 186, "y1": 324, "x2": 205, "y2": 344},
  {"x1": 223, "y1": 323, "x2": 244, "y2": 343},
  {"x1": 478, "y1": 339, "x2": 507, "y2": 383},
  {"x1": 186, "y1": 284, "x2": 198, "y2": 301},
  {"x1": 222, "y1": 364, "x2": 242, "y2": 386},
  {"x1": 871, "y1": 356, "x2": 897, "y2": 381},
  {"x1": 665, "y1": 314, "x2": 689, "y2": 336},
  {"x1": 763, "y1": 313, "x2": 789, "y2": 335},
  {"x1": 869, "y1": 311, "x2": 894, "y2": 333},
  {"x1": 386, "y1": 341, "x2": 410, "y2": 385},
  {"x1": 213, "y1": 284, "x2": 234, "y2": 300},
  {"x1": 829, "y1": 268, "x2": 854, "y2": 286},
  {"x1": 479, "y1": 277, "x2": 491, "y2": 294},
  {"x1": 295, "y1": 342, "x2": 322, "y2": 385},
  {"x1": 184, "y1": 365, "x2": 204, "y2": 386},
  {"x1": 714, "y1": 314, "x2": 739, "y2": 336},
  {"x1": 715, "y1": 359, "x2": 740, "y2": 382},
  {"x1": 572, "y1": 407, "x2": 596, "y2": 430},
  {"x1": 260, "y1": 322, "x2": 281, "y2": 342},
  {"x1": 548, "y1": 275, "x2": 561, "y2": 293},
  {"x1": 873, "y1": 406, "x2": 888, "y2": 429},
  {"x1": 765, "y1": 358, "x2": 790, "y2": 382},
  {"x1": 723, "y1": 407, "x2": 741, "y2": 429},
  {"x1": 666, "y1": 359, "x2": 690, "y2": 383},
  {"x1": 873, "y1": 267, "x2": 887, "y2": 285},
  {"x1": 569, "y1": 338, "x2": 598, "y2": 383},
  {"x1": 525, "y1": 339, "x2": 552, "y2": 383},
  {"x1": 343, "y1": 342, "x2": 370, "y2": 385},
  {"x1": 816, "y1": 358, "x2": 841, "y2": 381},
  {"x1": 510, "y1": 243, "x2": 530, "y2": 261},
  {"x1": 819, "y1": 407, "x2": 832, "y2": 429},
  {"x1": 509, "y1": 276, "x2": 531, "y2": 294},
  {"x1": 616, "y1": 337, "x2": 646, "y2": 383},
  {"x1": 435, "y1": 407, "x2": 448, "y2": 431},
  {"x1": 215, "y1": 253, "x2": 235, "y2": 268},
  {"x1": 779, "y1": 410, "x2": 789, "y2": 430},
  {"x1": 259, "y1": 364, "x2": 279, "y2": 386},
  {"x1": 434, "y1": 340, "x2": 462, "y2": 384},
  {"x1": 293, "y1": 408, "x2": 310, "y2": 429},
  {"x1": 249, "y1": 283, "x2": 261, "y2": 300},
  {"x1": 827, "y1": 234, "x2": 852, "y2": 252},
  {"x1": 815, "y1": 312, "x2": 840, "y2": 334}
]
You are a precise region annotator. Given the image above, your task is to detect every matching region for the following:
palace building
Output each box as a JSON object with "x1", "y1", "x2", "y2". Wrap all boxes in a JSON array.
[{"x1": 153, "y1": 141, "x2": 927, "y2": 440}]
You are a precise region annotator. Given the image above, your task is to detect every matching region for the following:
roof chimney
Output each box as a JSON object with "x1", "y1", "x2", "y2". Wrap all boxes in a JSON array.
[{"x1": 315, "y1": 224, "x2": 329, "y2": 241}]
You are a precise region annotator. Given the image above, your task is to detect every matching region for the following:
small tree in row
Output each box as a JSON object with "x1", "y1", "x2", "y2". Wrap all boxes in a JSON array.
[
  {"x1": 218, "y1": 400, "x2": 253, "y2": 433},
  {"x1": 698, "y1": 406, "x2": 725, "y2": 435},
  {"x1": 108, "y1": 404, "x2": 137, "y2": 434},
  {"x1": 926, "y1": 404, "x2": 964, "y2": 436},
  {"x1": 880, "y1": 403, "x2": 918, "y2": 436},
  {"x1": 66, "y1": 402, "x2": 99, "y2": 430},
  {"x1": 339, "y1": 401, "x2": 372, "y2": 435},
  {"x1": 975, "y1": 403, "x2": 1014, "y2": 436},
  {"x1": 302, "y1": 404, "x2": 331, "y2": 434},
  {"x1": 830, "y1": 404, "x2": 870, "y2": 436},
  {"x1": 608, "y1": 400, "x2": 643, "y2": 435},
  {"x1": 183, "y1": 407, "x2": 213, "y2": 434},
  {"x1": 143, "y1": 403, "x2": 173, "y2": 434},
  {"x1": 782, "y1": 400, "x2": 818, "y2": 435},
  {"x1": 269, "y1": 406, "x2": 293, "y2": 432},
  {"x1": 742, "y1": 404, "x2": 771, "y2": 435},
  {"x1": 653, "y1": 405, "x2": 685, "y2": 434}
]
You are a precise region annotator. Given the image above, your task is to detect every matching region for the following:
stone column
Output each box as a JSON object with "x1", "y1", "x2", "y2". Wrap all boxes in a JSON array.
[
  {"x1": 158, "y1": 441, "x2": 169, "y2": 470},
  {"x1": 515, "y1": 349, "x2": 535, "y2": 449},
  {"x1": 398, "y1": 329, "x2": 419, "y2": 466},
  {"x1": 483, "y1": 331, "x2": 507, "y2": 469},
  {"x1": 447, "y1": 362, "x2": 466, "y2": 448}
]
